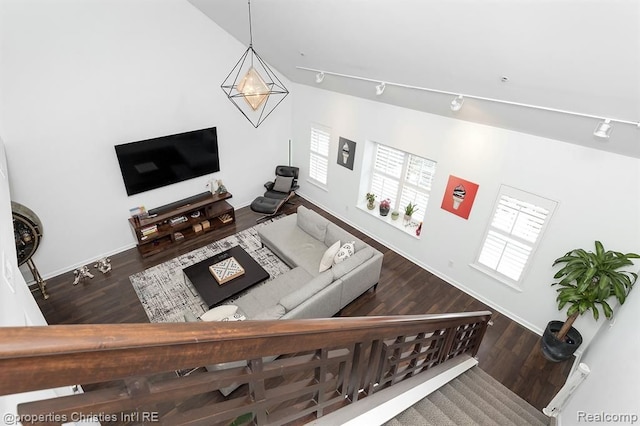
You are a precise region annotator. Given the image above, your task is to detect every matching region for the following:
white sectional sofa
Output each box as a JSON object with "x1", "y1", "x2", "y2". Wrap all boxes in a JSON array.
[{"x1": 232, "y1": 205, "x2": 384, "y2": 320}]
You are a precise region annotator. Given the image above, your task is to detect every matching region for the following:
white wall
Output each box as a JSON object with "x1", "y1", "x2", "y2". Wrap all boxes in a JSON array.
[
  {"x1": 559, "y1": 284, "x2": 640, "y2": 425},
  {"x1": 0, "y1": 0, "x2": 292, "y2": 278},
  {"x1": 291, "y1": 85, "x2": 640, "y2": 350},
  {"x1": 0, "y1": 136, "x2": 79, "y2": 425}
]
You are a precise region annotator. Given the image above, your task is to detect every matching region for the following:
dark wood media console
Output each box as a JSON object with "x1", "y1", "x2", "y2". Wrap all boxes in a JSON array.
[{"x1": 129, "y1": 192, "x2": 235, "y2": 258}]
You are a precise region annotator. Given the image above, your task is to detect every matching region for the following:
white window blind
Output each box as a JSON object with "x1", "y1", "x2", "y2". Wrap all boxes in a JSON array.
[
  {"x1": 309, "y1": 125, "x2": 330, "y2": 186},
  {"x1": 370, "y1": 143, "x2": 436, "y2": 222},
  {"x1": 477, "y1": 187, "x2": 556, "y2": 284}
]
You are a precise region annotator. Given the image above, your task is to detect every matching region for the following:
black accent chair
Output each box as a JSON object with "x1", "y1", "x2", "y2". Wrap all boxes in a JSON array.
[
  {"x1": 250, "y1": 166, "x2": 299, "y2": 223},
  {"x1": 263, "y1": 166, "x2": 299, "y2": 200}
]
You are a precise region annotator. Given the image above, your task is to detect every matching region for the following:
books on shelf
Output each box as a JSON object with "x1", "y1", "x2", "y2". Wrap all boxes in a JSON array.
[
  {"x1": 140, "y1": 224, "x2": 158, "y2": 236},
  {"x1": 218, "y1": 214, "x2": 233, "y2": 224}
]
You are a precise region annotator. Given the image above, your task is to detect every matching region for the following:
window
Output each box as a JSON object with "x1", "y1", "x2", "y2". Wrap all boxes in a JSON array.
[
  {"x1": 309, "y1": 124, "x2": 330, "y2": 186},
  {"x1": 475, "y1": 186, "x2": 557, "y2": 285},
  {"x1": 369, "y1": 143, "x2": 436, "y2": 222}
]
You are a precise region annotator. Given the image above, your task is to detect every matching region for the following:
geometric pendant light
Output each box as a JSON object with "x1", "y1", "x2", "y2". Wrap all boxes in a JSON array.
[{"x1": 221, "y1": 0, "x2": 289, "y2": 128}]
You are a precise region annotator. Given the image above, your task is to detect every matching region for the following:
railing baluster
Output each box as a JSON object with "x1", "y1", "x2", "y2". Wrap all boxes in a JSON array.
[
  {"x1": 363, "y1": 339, "x2": 383, "y2": 395},
  {"x1": 314, "y1": 348, "x2": 328, "y2": 418}
]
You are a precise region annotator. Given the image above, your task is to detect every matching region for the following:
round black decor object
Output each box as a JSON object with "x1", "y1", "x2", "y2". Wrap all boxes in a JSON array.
[
  {"x1": 12, "y1": 201, "x2": 44, "y2": 265},
  {"x1": 11, "y1": 201, "x2": 48, "y2": 299}
]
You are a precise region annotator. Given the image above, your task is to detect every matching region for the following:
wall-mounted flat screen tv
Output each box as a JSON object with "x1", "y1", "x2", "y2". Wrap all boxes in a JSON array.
[{"x1": 115, "y1": 127, "x2": 220, "y2": 196}]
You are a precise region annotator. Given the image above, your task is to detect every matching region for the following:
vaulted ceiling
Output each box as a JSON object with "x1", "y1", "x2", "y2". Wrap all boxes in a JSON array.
[{"x1": 189, "y1": 0, "x2": 640, "y2": 158}]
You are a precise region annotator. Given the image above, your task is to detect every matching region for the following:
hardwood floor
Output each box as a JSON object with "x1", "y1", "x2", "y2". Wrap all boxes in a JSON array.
[{"x1": 33, "y1": 195, "x2": 572, "y2": 412}]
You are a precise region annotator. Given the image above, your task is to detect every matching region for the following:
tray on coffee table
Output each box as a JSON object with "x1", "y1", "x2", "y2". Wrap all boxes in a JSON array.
[
  {"x1": 209, "y1": 256, "x2": 245, "y2": 285},
  {"x1": 183, "y1": 245, "x2": 269, "y2": 308}
]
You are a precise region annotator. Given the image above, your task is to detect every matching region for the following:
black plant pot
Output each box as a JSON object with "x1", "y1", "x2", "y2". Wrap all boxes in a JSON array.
[
  {"x1": 541, "y1": 320, "x2": 583, "y2": 362},
  {"x1": 379, "y1": 206, "x2": 390, "y2": 216}
]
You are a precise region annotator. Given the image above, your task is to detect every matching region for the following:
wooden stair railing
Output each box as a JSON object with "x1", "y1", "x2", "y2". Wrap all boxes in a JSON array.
[{"x1": 0, "y1": 311, "x2": 491, "y2": 425}]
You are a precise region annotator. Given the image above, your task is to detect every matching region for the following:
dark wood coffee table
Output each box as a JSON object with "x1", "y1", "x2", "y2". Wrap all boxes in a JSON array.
[{"x1": 183, "y1": 245, "x2": 270, "y2": 308}]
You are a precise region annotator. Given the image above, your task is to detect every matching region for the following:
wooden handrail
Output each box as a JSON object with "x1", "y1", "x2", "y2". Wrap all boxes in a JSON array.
[{"x1": 1, "y1": 312, "x2": 491, "y2": 425}]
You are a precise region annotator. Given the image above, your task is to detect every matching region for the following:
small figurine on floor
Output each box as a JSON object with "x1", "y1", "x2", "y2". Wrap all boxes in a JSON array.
[
  {"x1": 73, "y1": 265, "x2": 94, "y2": 285},
  {"x1": 94, "y1": 257, "x2": 112, "y2": 274}
]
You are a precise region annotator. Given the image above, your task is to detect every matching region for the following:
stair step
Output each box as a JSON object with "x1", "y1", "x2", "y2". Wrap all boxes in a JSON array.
[
  {"x1": 428, "y1": 389, "x2": 477, "y2": 425},
  {"x1": 463, "y1": 367, "x2": 548, "y2": 425},
  {"x1": 387, "y1": 366, "x2": 549, "y2": 426},
  {"x1": 392, "y1": 406, "x2": 429, "y2": 426},
  {"x1": 412, "y1": 397, "x2": 458, "y2": 426},
  {"x1": 438, "y1": 378, "x2": 513, "y2": 425}
]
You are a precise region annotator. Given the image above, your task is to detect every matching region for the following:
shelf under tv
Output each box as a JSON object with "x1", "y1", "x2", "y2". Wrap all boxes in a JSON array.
[{"x1": 128, "y1": 192, "x2": 234, "y2": 258}]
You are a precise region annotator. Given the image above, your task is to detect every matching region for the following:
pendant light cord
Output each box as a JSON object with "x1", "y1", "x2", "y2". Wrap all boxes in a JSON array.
[{"x1": 247, "y1": 0, "x2": 253, "y2": 47}]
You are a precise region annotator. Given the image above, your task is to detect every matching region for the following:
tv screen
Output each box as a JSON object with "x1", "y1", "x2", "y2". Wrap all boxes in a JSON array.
[{"x1": 115, "y1": 127, "x2": 220, "y2": 196}]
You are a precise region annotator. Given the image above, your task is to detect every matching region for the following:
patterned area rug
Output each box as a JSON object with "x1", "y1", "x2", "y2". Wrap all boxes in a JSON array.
[{"x1": 130, "y1": 218, "x2": 290, "y2": 323}]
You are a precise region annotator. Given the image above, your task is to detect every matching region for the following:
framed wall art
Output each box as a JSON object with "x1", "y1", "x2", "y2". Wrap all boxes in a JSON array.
[
  {"x1": 441, "y1": 175, "x2": 479, "y2": 219},
  {"x1": 337, "y1": 137, "x2": 356, "y2": 170}
]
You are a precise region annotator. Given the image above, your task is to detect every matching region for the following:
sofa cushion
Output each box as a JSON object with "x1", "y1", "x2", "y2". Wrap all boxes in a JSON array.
[
  {"x1": 252, "y1": 304, "x2": 286, "y2": 320},
  {"x1": 258, "y1": 214, "x2": 320, "y2": 268},
  {"x1": 319, "y1": 240, "x2": 341, "y2": 272},
  {"x1": 297, "y1": 206, "x2": 328, "y2": 241},
  {"x1": 279, "y1": 270, "x2": 334, "y2": 312},
  {"x1": 233, "y1": 267, "x2": 312, "y2": 318},
  {"x1": 288, "y1": 242, "x2": 330, "y2": 277},
  {"x1": 325, "y1": 223, "x2": 367, "y2": 252},
  {"x1": 332, "y1": 247, "x2": 374, "y2": 279},
  {"x1": 334, "y1": 241, "x2": 355, "y2": 264}
]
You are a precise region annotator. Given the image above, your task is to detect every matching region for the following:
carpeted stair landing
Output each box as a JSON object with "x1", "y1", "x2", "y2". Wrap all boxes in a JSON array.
[{"x1": 384, "y1": 366, "x2": 549, "y2": 426}]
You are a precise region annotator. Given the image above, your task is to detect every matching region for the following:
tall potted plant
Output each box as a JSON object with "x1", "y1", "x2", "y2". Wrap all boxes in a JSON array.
[{"x1": 542, "y1": 241, "x2": 639, "y2": 362}]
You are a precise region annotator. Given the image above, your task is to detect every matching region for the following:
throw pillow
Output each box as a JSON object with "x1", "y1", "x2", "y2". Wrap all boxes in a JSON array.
[
  {"x1": 334, "y1": 241, "x2": 355, "y2": 264},
  {"x1": 319, "y1": 240, "x2": 341, "y2": 272},
  {"x1": 200, "y1": 305, "x2": 239, "y2": 322},
  {"x1": 272, "y1": 175, "x2": 293, "y2": 193}
]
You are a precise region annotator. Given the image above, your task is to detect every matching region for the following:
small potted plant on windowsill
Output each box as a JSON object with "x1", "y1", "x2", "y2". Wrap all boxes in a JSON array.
[
  {"x1": 391, "y1": 210, "x2": 400, "y2": 220},
  {"x1": 404, "y1": 202, "x2": 418, "y2": 222},
  {"x1": 366, "y1": 193, "x2": 376, "y2": 210},
  {"x1": 379, "y1": 198, "x2": 391, "y2": 216},
  {"x1": 541, "y1": 240, "x2": 639, "y2": 362}
]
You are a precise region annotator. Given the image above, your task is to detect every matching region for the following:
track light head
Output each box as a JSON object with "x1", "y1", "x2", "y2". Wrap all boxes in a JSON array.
[
  {"x1": 375, "y1": 82, "x2": 386, "y2": 96},
  {"x1": 315, "y1": 72, "x2": 325, "y2": 83},
  {"x1": 450, "y1": 95, "x2": 464, "y2": 112},
  {"x1": 593, "y1": 119, "x2": 612, "y2": 139}
]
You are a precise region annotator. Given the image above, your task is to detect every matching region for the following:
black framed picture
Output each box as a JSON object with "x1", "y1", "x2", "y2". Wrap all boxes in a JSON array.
[{"x1": 337, "y1": 137, "x2": 356, "y2": 170}]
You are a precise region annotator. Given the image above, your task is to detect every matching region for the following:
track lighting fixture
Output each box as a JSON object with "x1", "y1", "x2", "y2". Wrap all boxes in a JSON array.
[
  {"x1": 296, "y1": 67, "x2": 640, "y2": 137},
  {"x1": 450, "y1": 95, "x2": 464, "y2": 112},
  {"x1": 593, "y1": 119, "x2": 612, "y2": 139},
  {"x1": 315, "y1": 72, "x2": 325, "y2": 83}
]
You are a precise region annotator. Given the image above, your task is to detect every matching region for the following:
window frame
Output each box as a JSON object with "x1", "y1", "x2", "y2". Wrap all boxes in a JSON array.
[
  {"x1": 368, "y1": 143, "x2": 436, "y2": 224},
  {"x1": 472, "y1": 185, "x2": 557, "y2": 290},
  {"x1": 308, "y1": 123, "x2": 331, "y2": 188}
]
